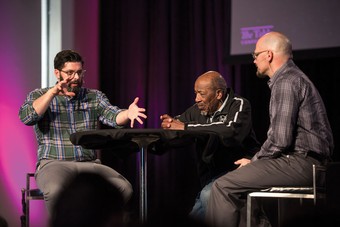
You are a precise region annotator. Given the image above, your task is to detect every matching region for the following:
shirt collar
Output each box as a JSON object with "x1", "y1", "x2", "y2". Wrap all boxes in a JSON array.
[
  {"x1": 210, "y1": 94, "x2": 229, "y2": 120},
  {"x1": 217, "y1": 94, "x2": 228, "y2": 112},
  {"x1": 268, "y1": 59, "x2": 294, "y2": 89}
]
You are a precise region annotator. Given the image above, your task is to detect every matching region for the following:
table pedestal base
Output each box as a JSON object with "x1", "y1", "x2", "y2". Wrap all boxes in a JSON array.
[{"x1": 132, "y1": 135, "x2": 160, "y2": 222}]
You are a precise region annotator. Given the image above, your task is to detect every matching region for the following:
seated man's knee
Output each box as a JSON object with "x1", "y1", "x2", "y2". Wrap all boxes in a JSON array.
[{"x1": 111, "y1": 178, "x2": 133, "y2": 203}]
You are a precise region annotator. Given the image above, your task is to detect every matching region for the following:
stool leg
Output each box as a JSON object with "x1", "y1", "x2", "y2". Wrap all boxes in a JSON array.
[
  {"x1": 20, "y1": 189, "x2": 26, "y2": 227},
  {"x1": 278, "y1": 199, "x2": 281, "y2": 227},
  {"x1": 26, "y1": 194, "x2": 29, "y2": 227},
  {"x1": 247, "y1": 194, "x2": 252, "y2": 227}
]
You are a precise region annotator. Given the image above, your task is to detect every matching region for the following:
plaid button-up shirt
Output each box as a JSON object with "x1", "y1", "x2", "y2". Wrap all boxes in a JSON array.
[
  {"x1": 19, "y1": 87, "x2": 124, "y2": 164},
  {"x1": 254, "y1": 60, "x2": 333, "y2": 160}
]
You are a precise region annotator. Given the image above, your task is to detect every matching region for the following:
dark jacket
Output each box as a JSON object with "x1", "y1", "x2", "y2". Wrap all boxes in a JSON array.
[{"x1": 177, "y1": 88, "x2": 260, "y2": 186}]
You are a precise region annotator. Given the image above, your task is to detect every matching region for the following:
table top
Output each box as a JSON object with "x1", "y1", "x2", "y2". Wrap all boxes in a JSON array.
[{"x1": 70, "y1": 128, "x2": 218, "y2": 155}]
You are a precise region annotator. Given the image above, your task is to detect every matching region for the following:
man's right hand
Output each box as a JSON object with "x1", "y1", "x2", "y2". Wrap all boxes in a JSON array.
[{"x1": 52, "y1": 78, "x2": 76, "y2": 97}]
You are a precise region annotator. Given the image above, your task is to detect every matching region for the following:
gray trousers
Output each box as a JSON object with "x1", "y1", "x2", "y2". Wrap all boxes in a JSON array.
[
  {"x1": 205, "y1": 153, "x2": 321, "y2": 227},
  {"x1": 35, "y1": 159, "x2": 133, "y2": 215}
]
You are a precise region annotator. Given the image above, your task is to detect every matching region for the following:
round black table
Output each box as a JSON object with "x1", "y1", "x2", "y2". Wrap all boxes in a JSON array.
[{"x1": 70, "y1": 128, "x2": 218, "y2": 222}]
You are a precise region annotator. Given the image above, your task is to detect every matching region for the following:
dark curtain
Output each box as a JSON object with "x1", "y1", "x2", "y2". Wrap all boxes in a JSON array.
[{"x1": 98, "y1": 0, "x2": 339, "y2": 221}]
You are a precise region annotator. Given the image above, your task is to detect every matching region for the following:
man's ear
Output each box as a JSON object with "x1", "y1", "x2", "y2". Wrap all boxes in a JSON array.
[
  {"x1": 54, "y1": 69, "x2": 61, "y2": 81},
  {"x1": 268, "y1": 50, "x2": 274, "y2": 63},
  {"x1": 216, "y1": 89, "x2": 223, "y2": 100}
]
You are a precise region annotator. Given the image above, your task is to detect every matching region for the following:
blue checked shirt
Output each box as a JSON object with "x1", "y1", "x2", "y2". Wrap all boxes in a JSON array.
[
  {"x1": 19, "y1": 87, "x2": 124, "y2": 164},
  {"x1": 253, "y1": 60, "x2": 334, "y2": 160}
]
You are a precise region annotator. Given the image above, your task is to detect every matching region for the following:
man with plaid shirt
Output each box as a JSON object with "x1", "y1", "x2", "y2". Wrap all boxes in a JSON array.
[{"x1": 19, "y1": 50, "x2": 147, "y2": 216}]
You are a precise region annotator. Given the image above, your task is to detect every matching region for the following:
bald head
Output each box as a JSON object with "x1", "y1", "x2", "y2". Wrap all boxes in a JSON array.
[
  {"x1": 257, "y1": 32, "x2": 293, "y2": 60},
  {"x1": 254, "y1": 32, "x2": 294, "y2": 78},
  {"x1": 196, "y1": 71, "x2": 227, "y2": 94}
]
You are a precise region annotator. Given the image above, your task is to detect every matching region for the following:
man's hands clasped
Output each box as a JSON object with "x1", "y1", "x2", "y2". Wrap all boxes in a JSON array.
[{"x1": 160, "y1": 114, "x2": 185, "y2": 130}]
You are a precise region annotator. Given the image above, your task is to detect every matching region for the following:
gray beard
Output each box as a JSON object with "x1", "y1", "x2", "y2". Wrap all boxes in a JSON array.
[{"x1": 200, "y1": 111, "x2": 208, "y2": 116}]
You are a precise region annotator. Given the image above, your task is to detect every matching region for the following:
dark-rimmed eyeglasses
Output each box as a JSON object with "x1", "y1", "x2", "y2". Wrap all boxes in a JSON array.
[
  {"x1": 59, "y1": 69, "x2": 86, "y2": 78},
  {"x1": 252, "y1": 50, "x2": 269, "y2": 60}
]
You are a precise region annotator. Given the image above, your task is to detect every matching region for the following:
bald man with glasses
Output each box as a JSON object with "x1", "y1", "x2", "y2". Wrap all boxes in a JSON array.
[{"x1": 206, "y1": 32, "x2": 333, "y2": 227}]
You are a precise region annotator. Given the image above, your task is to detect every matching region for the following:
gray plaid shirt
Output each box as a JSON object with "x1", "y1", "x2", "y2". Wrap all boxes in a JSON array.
[{"x1": 254, "y1": 60, "x2": 333, "y2": 160}]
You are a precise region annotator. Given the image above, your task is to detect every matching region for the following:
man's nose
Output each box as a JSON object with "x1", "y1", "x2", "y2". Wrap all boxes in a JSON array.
[{"x1": 195, "y1": 94, "x2": 201, "y2": 103}]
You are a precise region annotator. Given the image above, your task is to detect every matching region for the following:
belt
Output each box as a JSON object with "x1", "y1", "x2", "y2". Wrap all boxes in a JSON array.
[{"x1": 295, "y1": 150, "x2": 324, "y2": 162}]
